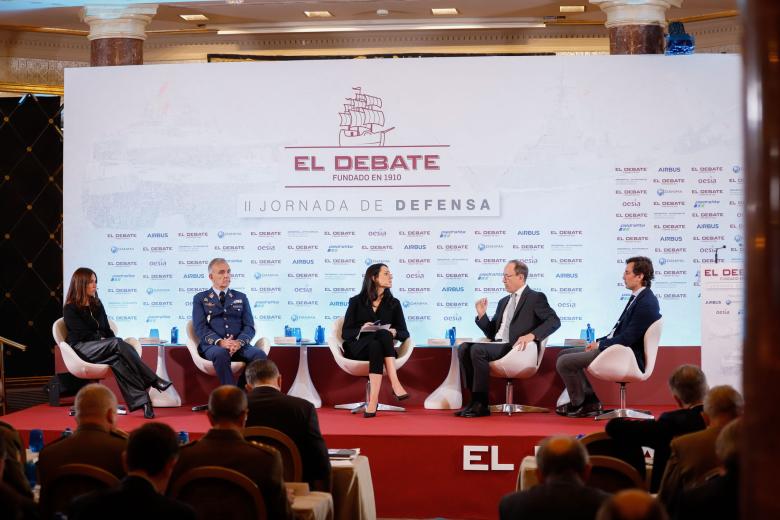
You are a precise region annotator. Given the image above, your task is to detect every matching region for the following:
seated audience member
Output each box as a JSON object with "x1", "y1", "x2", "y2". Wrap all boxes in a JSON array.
[
  {"x1": 499, "y1": 435, "x2": 609, "y2": 520},
  {"x1": 674, "y1": 418, "x2": 742, "y2": 520},
  {"x1": 245, "y1": 359, "x2": 331, "y2": 491},
  {"x1": 38, "y1": 384, "x2": 128, "y2": 493},
  {"x1": 0, "y1": 421, "x2": 33, "y2": 499},
  {"x1": 0, "y1": 435, "x2": 39, "y2": 520},
  {"x1": 169, "y1": 386, "x2": 293, "y2": 520},
  {"x1": 68, "y1": 423, "x2": 195, "y2": 520},
  {"x1": 606, "y1": 364, "x2": 707, "y2": 492},
  {"x1": 597, "y1": 490, "x2": 668, "y2": 520},
  {"x1": 657, "y1": 385, "x2": 743, "y2": 515}
]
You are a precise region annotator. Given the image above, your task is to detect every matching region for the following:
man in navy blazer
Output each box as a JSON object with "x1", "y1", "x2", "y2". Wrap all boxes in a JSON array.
[
  {"x1": 455, "y1": 260, "x2": 561, "y2": 418},
  {"x1": 556, "y1": 256, "x2": 662, "y2": 418},
  {"x1": 192, "y1": 258, "x2": 266, "y2": 386}
]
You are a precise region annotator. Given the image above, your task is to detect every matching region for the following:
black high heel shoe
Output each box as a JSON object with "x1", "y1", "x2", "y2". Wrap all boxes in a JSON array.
[
  {"x1": 393, "y1": 391, "x2": 410, "y2": 401},
  {"x1": 363, "y1": 405, "x2": 378, "y2": 418},
  {"x1": 152, "y1": 379, "x2": 172, "y2": 392},
  {"x1": 143, "y1": 402, "x2": 156, "y2": 419}
]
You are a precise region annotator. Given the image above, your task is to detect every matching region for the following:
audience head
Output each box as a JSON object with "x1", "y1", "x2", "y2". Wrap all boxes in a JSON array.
[
  {"x1": 125, "y1": 422, "x2": 179, "y2": 477},
  {"x1": 245, "y1": 359, "x2": 281, "y2": 390},
  {"x1": 597, "y1": 490, "x2": 668, "y2": 520},
  {"x1": 360, "y1": 263, "x2": 392, "y2": 303},
  {"x1": 624, "y1": 256, "x2": 654, "y2": 289},
  {"x1": 668, "y1": 364, "x2": 708, "y2": 407},
  {"x1": 207, "y1": 385, "x2": 248, "y2": 428},
  {"x1": 66, "y1": 267, "x2": 99, "y2": 307},
  {"x1": 74, "y1": 383, "x2": 118, "y2": 428},
  {"x1": 716, "y1": 417, "x2": 742, "y2": 473},
  {"x1": 536, "y1": 435, "x2": 590, "y2": 482},
  {"x1": 503, "y1": 260, "x2": 529, "y2": 292},
  {"x1": 703, "y1": 385, "x2": 743, "y2": 426}
]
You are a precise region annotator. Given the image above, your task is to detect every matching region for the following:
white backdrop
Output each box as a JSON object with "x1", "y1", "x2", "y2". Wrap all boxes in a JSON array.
[{"x1": 64, "y1": 55, "x2": 743, "y2": 345}]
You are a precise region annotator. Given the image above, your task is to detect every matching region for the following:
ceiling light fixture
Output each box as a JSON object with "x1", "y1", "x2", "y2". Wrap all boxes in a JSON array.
[
  {"x1": 431, "y1": 8, "x2": 459, "y2": 16},
  {"x1": 215, "y1": 18, "x2": 546, "y2": 35},
  {"x1": 179, "y1": 14, "x2": 209, "y2": 21},
  {"x1": 304, "y1": 11, "x2": 333, "y2": 18},
  {"x1": 560, "y1": 6, "x2": 586, "y2": 13}
]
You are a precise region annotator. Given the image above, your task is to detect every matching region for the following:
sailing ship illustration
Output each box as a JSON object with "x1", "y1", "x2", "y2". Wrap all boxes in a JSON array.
[{"x1": 338, "y1": 87, "x2": 395, "y2": 146}]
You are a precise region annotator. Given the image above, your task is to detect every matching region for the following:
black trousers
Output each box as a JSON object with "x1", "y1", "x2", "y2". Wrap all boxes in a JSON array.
[
  {"x1": 73, "y1": 338, "x2": 158, "y2": 411},
  {"x1": 457, "y1": 341, "x2": 511, "y2": 393},
  {"x1": 344, "y1": 329, "x2": 396, "y2": 374}
]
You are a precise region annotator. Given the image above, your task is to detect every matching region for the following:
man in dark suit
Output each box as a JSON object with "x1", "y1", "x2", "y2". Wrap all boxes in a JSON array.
[
  {"x1": 658, "y1": 385, "x2": 743, "y2": 516},
  {"x1": 556, "y1": 256, "x2": 662, "y2": 418},
  {"x1": 192, "y1": 258, "x2": 266, "y2": 386},
  {"x1": 169, "y1": 386, "x2": 293, "y2": 520},
  {"x1": 456, "y1": 260, "x2": 561, "y2": 418},
  {"x1": 499, "y1": 435, "x2": 609, "y2": 520},
  {"x1": 38, "y1": 384, "x2": 128, "y2": 495},
  {"x1": 674, "y1": 417, "x2": 741, "y2": 520},
  {"x1": 606, "y1": 364, "x2": 707, "y2": 492},
  {"x1": 68, "y1": 423, "x2": 195, "y2": 520},
  {"x1": 0, "y1": 420, "x2": 33, "y2": 499},
  {"x1": 245, "y1": 359, "x2": 331, "y2": 492}
]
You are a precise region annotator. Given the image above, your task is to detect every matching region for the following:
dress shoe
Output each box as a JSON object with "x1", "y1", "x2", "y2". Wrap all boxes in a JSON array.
[
  {"x1": 454, "y1": 402, "x2": 475, "y2": 417},
  {"x1": 143, "y1": 402, "x2": 155, "y2": 419},
  {"x1": 393, "y1": 391, "x2": 410, "y2": 401},
  {"x1": 152, "y1": 378, "x2": 172, "y2": 392},
  {"x1": 555, "y1": 403, "x2": 577, "y2": 416},
  {"x1": 567, "y1": 401, "x2": 603, "y2": 418},
  {"x1": 461, "y1": 402, "x2": 490, "y2": 418}
]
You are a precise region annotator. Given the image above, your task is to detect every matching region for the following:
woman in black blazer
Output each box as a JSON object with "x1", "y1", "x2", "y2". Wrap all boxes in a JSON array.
[
  {"x1": 342, "y1": 263, "x2": 410, "y2": 418},
  {"x1": 62, "y1": 267, "x2": 170, "y2": 418}
]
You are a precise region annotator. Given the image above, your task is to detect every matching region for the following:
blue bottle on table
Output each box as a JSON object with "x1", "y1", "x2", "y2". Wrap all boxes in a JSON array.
[{"x1": 170, "y1": 326, "x2": 179, "y2": 344}]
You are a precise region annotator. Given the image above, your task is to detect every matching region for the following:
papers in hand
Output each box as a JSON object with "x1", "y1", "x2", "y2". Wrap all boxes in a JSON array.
[
  {"x1": 328, "y1": 448, "x2": 359, "y2": 459},
  {"x1": 360, "y1": 323, "x2": 391, "y2": 333}
]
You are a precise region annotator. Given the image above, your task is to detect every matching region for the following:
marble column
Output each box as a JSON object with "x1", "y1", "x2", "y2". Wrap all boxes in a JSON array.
[
  {"x1": 742, "y1": 1, "x2": 780, "y2": 518},
  {"x1": 81, "y1": 4, "x2": 157, "y2": 66},
  {"x1": 590, "y1": 0, "x2": 682, "y2": 54}
]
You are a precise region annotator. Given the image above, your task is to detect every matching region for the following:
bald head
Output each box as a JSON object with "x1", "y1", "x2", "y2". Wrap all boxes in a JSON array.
[
  {"x1": 536, "y1": 435, "x2": 589, "y2": 479},
  {"x1": 74, "y1": 383, "x2": 118, "y2": 427},
  {"x1": 208, "y1": 385, "x2": 248, "y2": 426},
  {"x1": 597, "y1": 490, "x2": 668, "y2": 520}
]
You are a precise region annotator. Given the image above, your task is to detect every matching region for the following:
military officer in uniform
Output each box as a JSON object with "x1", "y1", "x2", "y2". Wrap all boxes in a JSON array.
[
  {"x1": 168, "y1": 386, "x2": 293, "y2": 520},
  {"x1": 192, "y1": 258, "x2": 266, "y2": 386}
]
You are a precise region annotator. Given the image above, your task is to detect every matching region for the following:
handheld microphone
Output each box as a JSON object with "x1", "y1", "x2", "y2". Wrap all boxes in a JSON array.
[{"x1": 714, "y1": 245, "x2": 727, "y2": 263}]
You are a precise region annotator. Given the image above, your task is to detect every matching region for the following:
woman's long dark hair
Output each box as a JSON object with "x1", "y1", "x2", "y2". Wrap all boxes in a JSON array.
[
  {"x1": 358, "y1": 263, "x2": 393, "y2": 306},
  {"x1": 65, "y1": 267, "x2": 100, "y2": 308}
]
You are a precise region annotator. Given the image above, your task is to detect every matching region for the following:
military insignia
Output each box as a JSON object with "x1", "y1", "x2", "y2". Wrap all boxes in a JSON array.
[
  {"x1": 232, "y1": 299, "x2": 243, "y2": 304},
  {"x1": 209, "y1": 292, "x2": 215, "y2": 298},
  {"x1": 203, "y1": 297, "x2": 209, "y2": 303}
]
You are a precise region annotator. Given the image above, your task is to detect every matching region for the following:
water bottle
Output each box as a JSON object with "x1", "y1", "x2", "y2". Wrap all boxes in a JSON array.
[
  {"x1": 293, "y1": 327, "x2": 302, "y2": 343},
  {"x1": 448, "y1": 326, "x2": 457, "y2": 346},
  {"x1": 178, "y1": 431, "x2": 190, "y2": 445},
  {"x1": 62, "y1": 427, "x2": 72, "y2": 438},
  {"x1": 315, "y1": 325, "x2": 325, "y2": 345},
  {"x1": 284, "y1": 325, "x2": 291, "y2": 337},
  {"x1": 586, "y1": 323, "x2": 595, "y2": 343},
  {"x1": 28, "y1": 428, "x2": 44, "y2": 453},
  {"x1": 170, "y1": 326, "x2": 179, "y2": 344}
]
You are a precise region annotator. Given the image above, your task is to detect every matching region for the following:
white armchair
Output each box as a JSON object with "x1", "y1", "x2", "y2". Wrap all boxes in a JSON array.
[
  {"x1": 488, "y1": 337, "x2": 550, "y2": 415},
  {"x1": 52, "y1": 317, "x2": 141, "y2": 380},
  {"x1": 586, "y1": 318, "x2": 663, "y2": 420},
  {"x1": 185, "y1": 320, "x2": 270, "y2": 411},
  {"x1": 327, "y1": 317, "x2": 414, "y2": 413}
]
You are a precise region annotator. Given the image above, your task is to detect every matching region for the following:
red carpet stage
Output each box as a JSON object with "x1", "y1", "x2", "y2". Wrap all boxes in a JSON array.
[{"x1": 5, "y1": 403, "x2": 670, "y2": 520}]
